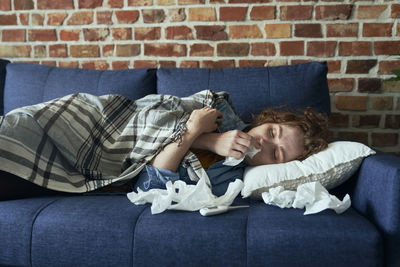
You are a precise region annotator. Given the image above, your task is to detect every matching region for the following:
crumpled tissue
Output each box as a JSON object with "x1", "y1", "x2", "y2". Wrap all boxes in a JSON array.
[
  {"x1": 261, "y1": 181, "x2": 351, "y2": 215},
  {"x1": 223, "y1": 146, "x2": 261, "y2": 166},
  {"x1": 127, "y1": 172, "x2": 243, "y2": 215}
]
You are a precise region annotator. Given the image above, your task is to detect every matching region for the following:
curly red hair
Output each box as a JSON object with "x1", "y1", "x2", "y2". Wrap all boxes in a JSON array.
[{"x1": 246, "y1": 107, "x2": 330, "y2": 161}]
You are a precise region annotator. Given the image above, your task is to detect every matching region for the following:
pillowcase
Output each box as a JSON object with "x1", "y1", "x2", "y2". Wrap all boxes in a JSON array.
[{"x1": 241, "y1": 141, "x2": 376, "y2": 199}]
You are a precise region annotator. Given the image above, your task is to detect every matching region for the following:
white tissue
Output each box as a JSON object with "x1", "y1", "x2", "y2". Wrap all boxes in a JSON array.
[
  {"x1": 223, "y1": 146, "x2": 261, "y2": 166},
  {"x1": 127, "y1": 172, "x2": 243, "y2": 215},
  {"x1": 261, "y1": 181, "x2": 351, "y2": 215}
]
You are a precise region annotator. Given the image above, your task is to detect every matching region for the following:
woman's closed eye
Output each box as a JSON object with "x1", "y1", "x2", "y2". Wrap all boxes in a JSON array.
[{"x1": 269, "y1": 127, "x2": 274, "y2": 138}]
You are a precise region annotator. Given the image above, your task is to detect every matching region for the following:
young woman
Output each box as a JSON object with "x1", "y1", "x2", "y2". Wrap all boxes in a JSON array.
[{"x1": 134, "y1": 105, "x2": 329, "y2": 197}]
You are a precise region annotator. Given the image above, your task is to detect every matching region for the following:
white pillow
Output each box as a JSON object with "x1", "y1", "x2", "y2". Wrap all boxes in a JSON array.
[{"x1": 241, "y1": 141, "x2": 376, "y2": 199}]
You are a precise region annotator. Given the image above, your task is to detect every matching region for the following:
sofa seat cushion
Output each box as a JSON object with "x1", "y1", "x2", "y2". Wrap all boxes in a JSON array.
[
  {"x1": 156, "y1": 62, "x2": 330, "y2": 121},
  {"x1": 0, "y1": 196, "x2": 382, "y2": 267},
  {"x1": 3, "y1": 63, "x2": 156, "y2": 114}
]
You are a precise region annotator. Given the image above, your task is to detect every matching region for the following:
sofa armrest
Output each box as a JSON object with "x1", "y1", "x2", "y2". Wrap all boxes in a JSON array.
[{"x1": 351, "y1": 152, "x2": 400, "y2": 267}]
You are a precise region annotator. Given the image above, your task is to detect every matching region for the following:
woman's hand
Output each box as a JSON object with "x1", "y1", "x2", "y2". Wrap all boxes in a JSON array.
[
  {"x1": 192, "y1": 130, "x2": 260, "y2": 159},
  {"x1": 186, "y1": 107, "x2": 222, "y2": 136}
]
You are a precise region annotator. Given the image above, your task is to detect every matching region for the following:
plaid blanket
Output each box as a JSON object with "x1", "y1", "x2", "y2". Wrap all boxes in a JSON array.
[{"x1": 0, "y1": 90, "x2": 227, "y2": 193}]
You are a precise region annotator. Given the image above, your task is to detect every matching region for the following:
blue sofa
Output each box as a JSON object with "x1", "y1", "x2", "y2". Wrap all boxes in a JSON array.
[{"x1": 0, "y1": 59, "x2": 399, "y2": 267}]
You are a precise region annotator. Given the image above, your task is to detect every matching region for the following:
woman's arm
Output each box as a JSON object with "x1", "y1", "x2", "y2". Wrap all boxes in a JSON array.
[
  {"x1": 150, "y1": 107, "x2": 222, "y2": 172},
  {"x1": 192, "y1": 130, "x2": 259, "y2": 159}
]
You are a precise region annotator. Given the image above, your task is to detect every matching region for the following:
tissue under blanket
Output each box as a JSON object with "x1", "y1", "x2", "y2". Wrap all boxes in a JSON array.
[{"x1": 0, "y1": 90, "x2": 226, "y2": 193}]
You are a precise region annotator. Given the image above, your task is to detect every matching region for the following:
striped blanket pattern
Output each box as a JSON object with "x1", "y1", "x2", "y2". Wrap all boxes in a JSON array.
[{"x1": 0, "y1": 90, "x2": 224, "y2": 193}]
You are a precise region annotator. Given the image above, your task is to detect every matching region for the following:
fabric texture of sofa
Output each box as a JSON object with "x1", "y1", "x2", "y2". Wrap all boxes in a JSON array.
[{"x1": 0, "y1": 59, "x2": 399, "y2": 267}]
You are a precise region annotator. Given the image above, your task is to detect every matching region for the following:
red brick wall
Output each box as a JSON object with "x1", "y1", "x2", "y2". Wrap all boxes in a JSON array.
[{"x1": 0, "y1": 0, "x2": 399, "y2": 154}]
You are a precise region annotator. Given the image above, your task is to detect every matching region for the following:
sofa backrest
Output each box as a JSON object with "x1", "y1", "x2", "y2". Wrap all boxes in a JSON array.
[
  {"x1": 2, "y1": 62, "x2": 157, "y2": 115},
  {"x1": 157, "y1": 62, "x2": 331, "y2": 121},
  {"x1": 0, "y1": 59, "x2": 10, "y2": 115}
]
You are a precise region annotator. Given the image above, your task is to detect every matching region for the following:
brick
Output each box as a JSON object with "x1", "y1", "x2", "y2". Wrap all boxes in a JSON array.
[
  {"x1": 239, "y1": 60, "x2": 267, "y2": 67},
  {"x1": 280, "y1": 5, "x2": 312, "y2": 20},
  {"x1": 339, "y1": 41, "x2": 370, "y2": 56},
  {"x1": 307, "y1": 41, "x2": 336, "y2": 57},
  {"x1": 326, "y1": 23, "x2": 358, "y2": 37},
  {"x1": 83, "y1": 28, "x2": 110, "y2": 41},
  {"x1": 358, "y1": 78, "x2": 382, "y2": 93},
  {"x1": 128, "y1": 0, "x2": 153, "y2": 5},
  {"x1": 202, "y1": 60, "x2": 235, "y2": 68},
  {"x1": 372, "y1": 133, "x2": 398, "y2": 147},
  {"x1": 41, "y1": 61, "x2": 56, "y2": 67},
  {"x1": 316, "y1": 4, "x2": 353, "y2": 20},
  {"x1": 363, "y1": 23, "x2": 393, "y2": 37},
  {"x1": 166, "y1": 26, "x2": 193, "y2": 40},
  {"x1": 294, "y1": 24, "x2": 322, "y2": 38},
  {"x1": 112, "y1": 61, "x2": 130, "y2": 70},
  {"x1": 60, "y1": 29, "x2": 80, "y2": 41},
  {"x1": 2, "y1": 29, "x2": 26, "y2": 42},
  {"x1": 250, "y1": 6, "x2": 275, "y2": 20},
  {"x1": 0, "y1": 45, "x2": 31, "y2": 57},
  {"x1": 0, "y1": 14, "x2": 17, "y2": 25},
  {"x1": 279, "y1": 41, "x2": 304, "y2": 56},
  {"x1": 329, "y1": 113, "x2": 349, "y2": 127},
  {"x1": 48, "y1": 13, "x2": 68, "y2": 25},
  {"x1": 229, "y1": 0, "x2": 270, "y2": 3},
  {"x1": 32, "y1": 14, "x2": 45, "y2": 26},
  {"x1": 195, "y1": 25, "x2": 227, "y2": 40},
  {"x1": 112, "y1": 28, "x2": 132, "y2": 40},
  {"x1": 38, "y1": 0, "x2": 74, "y2": 9},
  {"x1": 49, "y1": 44, "x2": 67, "y2": 57},
  {"x1": 337, "y1": 131, "x2": 368, "y2": 144},
  {"x1": 29, "y1": 29, "x2": 57, "y2": 41},
  {"x1": 328, "y1": 78, "x2": 353, "y2": 92},
  {"x1": 217, "y1": 43, "x2": 249, "y2": 57},
  {"x1": 180, "y1": 61, "x2": 199, "y2": 68},
  {"x1": 385, "y1": 115, "x2": 400, "y2": 129},
  {"x1": 265, "y1": 24, "x2": 291, "y2": 38},
  {"x1": 335, "y1": 95, "x2": 367, "y2": 111},
  {"x1": 157, "y1": 0, "x2": 174, "y2": 5},
  {"x1": 370, "y1": 96, "x2": 393, "y2": 111},
  {"x1": 178, "y1": 0, "x2": 205, "y2": 4},
  {"x1": 220, "y1": 7, "x2": 247, "y2": 21},
  {"x1": 34, "y1": 45, "x2": 46, "y2": 58},
  {"x1": 190, "y1": 44, "x2": 214, "y2": 56},
  {"x1": 0, "y1": 0, "x2": 10, "y2": 10},
  {"x1": 67, "y1": 11, "x2": 94, "y2": 25},
  {"x1": 143, "y1": 9, "x2": 165, "y2": 23},
  {"x1": 144, "y1": 43, "x2": 186, "y2": 57},
  {"x1": 357, "y1": 5, "x2": 387, "y2": 19},
  {"x1": 107, "y1": 0, "x2": 123, "y2": 7},
  {"x1": 327, "y1": 60, "x2": 341, "y2": 74},
  {"x1": 70, "y1": 45, "x2": 99, "y2": 57},
  {"x1": 251, "y1": 42, "x2": 276, "y2": 56},
  {"x1": 116, "y1": 44, "x2": 141, "y2": 57},
  {"x1": 102, "y1": 44, "x2": 114, "y2": 56},
  {"x1": 19, "y1": 14, "x2": 29, "y2": 25},
  {"x1": 82, "y1": 61, "x2": 109, "y2": 70},
  {"x1": 352, "y1": 115, "x2": 380, "y2": 128},
  {"x1": 391, "y1": 4, "x2": 400, "y2": 18},
  {"x1": 346, "y1": 60, "x2": 377, "y2": 74},
  {"x1": 79, "y1": 0, "x2": 103, "y2": 8},
  {"x1": 230, "y1": 25, "x2": 263, "y2": 39},
  {"x1": 379, "y1": 61, "x2": 400, "y2": 75},
  {"x1": 97, "y1": 11, "x2": 113, "y2": 24},
  {"x1": 15, "y1": 0, "x2": 34, "y2": 10},
  {"x1": 116, "y1": 10, "x2": 139, "y2": 23},
  {"x1": 168, "y1": 8, "x2": 186, "y2": 22},
  {"x1": 134, "y1": 60, "x2": 157, "y2": 68},
  {"x1": 159, "y1": 61, "x2": 176, "y2": 68},
  {"x1": 374, "y1": 41, "x2": 400, "y2": 55},
  {"x1": 134, "y1": 27, "x2": 160, "y2": 40},
  {"x1": 384, "y1": 81, "x2": 400, "y2": 93},
  {"x1": 189, "y1": 7, "x2": 216, "y2": 21}
]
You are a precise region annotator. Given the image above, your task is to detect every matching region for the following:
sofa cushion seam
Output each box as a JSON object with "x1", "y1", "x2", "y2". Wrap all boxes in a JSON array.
[
  {"x1": 29, "y1": 197, "x2": 64, "y2": 267},
  {"x1": 130, "y1": 205, "x2": 149, "y2": 267}
]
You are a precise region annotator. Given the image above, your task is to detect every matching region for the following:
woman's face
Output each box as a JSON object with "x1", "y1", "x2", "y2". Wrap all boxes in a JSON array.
[{"x1": 245, "y1": 123, "x2": 305, "y2": 166}]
